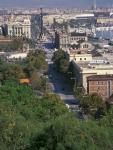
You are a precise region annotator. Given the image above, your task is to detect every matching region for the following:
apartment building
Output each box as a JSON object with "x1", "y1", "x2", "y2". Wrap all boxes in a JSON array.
[
  {"x1": 55, "y1": 31, "x2": 88, "y2": 49},
  {"x1": 87, "y1": 75, "x2": 113, "y2": 100},
  {"x1": 72, "y1": 59, "x2": 113, "y2": 93}
]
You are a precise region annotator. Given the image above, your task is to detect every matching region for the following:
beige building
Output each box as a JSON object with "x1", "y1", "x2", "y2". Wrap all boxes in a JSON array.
[
  {"x1": 97, "y1": 17, "x2": 113, "y2": 24},
  {"x1": 7, "y1": 15, "x2": 31, "y2": 38},
  {"x1": 72, "y1": 60, "x2": 113, "y2": 93},
  {"x1": 66, "y1": 41, "x2": 94, "y2": 61},
  {"x1": 80, "y1": 42, "x2": 94, "y2": 51},
  {"x1": 43, "y1": 14, "x2": 76, "y2": 25},
  {"x1": 43, "y1": 15, "x2": 55, "y2": 25},
  {"x1": 55, "y1": 32, "x2": 88, "y2": 49},
  {"x1": 68, "y1": 52, "x2": 93, "y2": 62}
]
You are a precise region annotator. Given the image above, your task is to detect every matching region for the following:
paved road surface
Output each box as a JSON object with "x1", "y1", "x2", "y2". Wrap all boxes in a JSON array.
[
  {"x1": 43, "y1": 39, "x2": 79, "y2": 111},
  {"x1": 48, "y1": 63, "x2": 79, "y2": 106}
]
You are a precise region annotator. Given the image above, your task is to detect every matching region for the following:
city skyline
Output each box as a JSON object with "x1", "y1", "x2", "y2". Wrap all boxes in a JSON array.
[{"x1": 0, "y1": 0, "x2": 113, "y2": 8}]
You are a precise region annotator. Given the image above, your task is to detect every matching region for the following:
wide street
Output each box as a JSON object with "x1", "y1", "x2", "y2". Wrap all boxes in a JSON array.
[
  {"x1": 48, "y1": 63, "x2": 79, "y2": 105},
  {"x1": 43, "y1": 40, "x2": 79, "y2": 111}
]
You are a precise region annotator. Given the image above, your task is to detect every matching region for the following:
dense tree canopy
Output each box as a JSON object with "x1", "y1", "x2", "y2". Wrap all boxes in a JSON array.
[
  {"x1": 0, "y1": 82, "x2": 68, "y2": 150},
  {"x1": 0, "y1": 46, "x2": 113, "y2": 150},
  {"x1": 26, "y1": 50, "x2": 48, "y2": 72},
  {"x1": 59, "y1": 59, "x2": 69, "y2": 74},
  {"x1": 28, "y1": 114, "x2": 113, "y2": 150},
  {"x1": 79, "y1": 93, "x2": 106, "y2": 118},
  {"x1": 74, "y1": 86, "x2": 84, "y2": 98},
  {"x1": 0, "y1": 49, "x2": 48, "y2": 92},
  {"x1": 0, "y1": 60, "x2": 25, "y2": 83},
  {"x1": 30, "y1": 71, "x2": 46, "y2": 92},
  {"x1": 52, "y1": 50, "x2": 69, "y2": 74},
  {"x1": 25, "y1": 50, "x2": 48, "y2": 92},
  {"x1": 0, "y1": 82, "x2": 113, "y2": 150},
  {"x1": 3, "y1": 64, "x2": 25, "y2": 80},
  {"x1": 52, "y1": 49, "x2": 65, "y2": 64}
]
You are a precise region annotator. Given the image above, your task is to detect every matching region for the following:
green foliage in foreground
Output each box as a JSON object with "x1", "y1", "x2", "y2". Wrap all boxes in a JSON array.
[
  {"x1": 0, "y1": 83, "x2": 67, "y2": 150},
  {"x1": 0, "y1": 82, "x2": 113, "y2": 150},
  {"x1": 79, "y1": 93, "x2": 107, "y2": 118},
  {"x1": 74, "y1": 86, "x2": 84, "y2": 98},
  {"x1": 28, "y1": 115, "x2": 113, "y2": 150},
  {"x1": 0, "y1": 59, "x2": 26, "y2": 82}
]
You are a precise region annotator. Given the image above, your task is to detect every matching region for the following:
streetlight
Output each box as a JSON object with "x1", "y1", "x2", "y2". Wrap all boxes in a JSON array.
[
  {"x1": 45, "y1": 74, "x2": 54, "y2": 94},
  {"x1": 70, "y1": 77, "x2": 77, "y2": 88},
  {"x1": 67, "y1": 71, "x2": 73, "y2": 75}
]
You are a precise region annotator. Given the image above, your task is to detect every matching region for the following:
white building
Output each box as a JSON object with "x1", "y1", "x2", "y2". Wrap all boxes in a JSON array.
[
  {"x1": 7, "y1": 15, "x2": 31, "y2": 38},
  {"x1": 7, "y1": 52, "x2": 28, "y2": 59}
]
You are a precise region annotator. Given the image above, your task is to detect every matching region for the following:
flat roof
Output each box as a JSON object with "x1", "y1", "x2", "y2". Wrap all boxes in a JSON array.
[
  {"x1": 87, "y1": 75, "x2": 113, "y2": 81},
  {"x1": 73, "y1": 60, "x2": 113, "y2": 71},
  {"x1": 71, "y1": 32, "x2": 86, "y2": 37}
]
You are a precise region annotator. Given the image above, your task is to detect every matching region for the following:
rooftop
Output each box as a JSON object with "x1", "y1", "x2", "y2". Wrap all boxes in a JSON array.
[
  {"x1": 73, "y1": 59, "x2": 113, "y2": 71},
  {"x1": 87, "y1": 75, "x2": 113, "y2": 81},
  {"x1": 71, "y1": 32, "x2": 86, "y2": 37}
]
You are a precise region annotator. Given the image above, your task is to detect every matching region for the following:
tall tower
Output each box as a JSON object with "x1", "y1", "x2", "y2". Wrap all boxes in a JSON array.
[
  {"x1": 39, "y1": 8, "x2": 43, "y2": 40},
  {"x1": 93, "y1": 0, "x2": 97, "y2": 10}
]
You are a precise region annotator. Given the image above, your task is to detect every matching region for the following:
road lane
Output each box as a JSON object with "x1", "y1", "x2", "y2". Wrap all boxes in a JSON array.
[{"x1": 48, "y1": 63, "x2": 79, "y2": 106}]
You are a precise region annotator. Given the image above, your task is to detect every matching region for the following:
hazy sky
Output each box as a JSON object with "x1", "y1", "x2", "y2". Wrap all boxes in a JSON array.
[{"x1": 0, "y1": 0, "x2": 113, "y2": 8}]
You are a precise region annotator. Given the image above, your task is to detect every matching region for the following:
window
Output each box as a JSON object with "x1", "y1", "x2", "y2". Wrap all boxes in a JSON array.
[
  {"x1": 97, "y1": 87, "x2": 100, "y2": 90},
  {"x1": 80, "y1": 58, "x2": 82, "y2": 61},
  {"x1": 97, "y1": 81, "x2": 99, "y2": 85},
  {"x1": 84, "y1": 58, "x2": 86, "y2": 60},
  {"x1": 83, "y1": 44, "x2": 88, "y2": 48},
  {"x1": 86, "y1": 44, "x2": 88, "y2": 48}
]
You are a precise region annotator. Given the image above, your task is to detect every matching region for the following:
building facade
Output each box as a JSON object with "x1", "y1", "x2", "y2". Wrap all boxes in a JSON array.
[
  {"x1": 68, "y1": 52, "x2": 93, "y2": 62},
  {"x1": 8, "y1": 19, "x2": 31, "y2": 38},
  {"x1": 55, "y1": 31, "x2": 88, "y2": 49},
  {"x1": 87, "y1": 75, "x2": 113, "y2": 100},
  {"x1": 72, "y1": 60, "x2": 113, "y2": 94}
]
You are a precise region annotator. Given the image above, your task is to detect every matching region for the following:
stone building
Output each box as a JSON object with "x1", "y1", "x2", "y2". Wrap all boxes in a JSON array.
[
  {"x1": 87, "y1": 75, "x2": 113, "y2": 100},
  {"x1": 7, "y1": 15, "x2": 31, "y2": 38},
  {"x1": 55, "y1": 31, "x2": 88, "y2": 49},
  {"x1": 8, "y1": 19, "x2": 31, "y2": 38}
]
